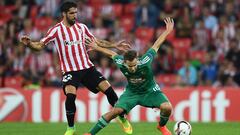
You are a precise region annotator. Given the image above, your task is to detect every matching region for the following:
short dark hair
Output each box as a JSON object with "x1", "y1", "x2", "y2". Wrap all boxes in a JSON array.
[
  {"x1": 124, "y1": 50, "x2": 137, "y2": 61},
  {"x1": 60, "y1": 1, "x2": 77, "y2": 13}
]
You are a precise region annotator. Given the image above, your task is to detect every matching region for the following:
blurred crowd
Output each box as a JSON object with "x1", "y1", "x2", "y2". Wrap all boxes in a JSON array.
[{"x1": 0, "y1": 0, "x2": 240, "y2": 89}]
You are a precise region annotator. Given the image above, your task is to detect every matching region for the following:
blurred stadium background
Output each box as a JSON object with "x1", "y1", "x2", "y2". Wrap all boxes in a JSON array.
[{"x1": 0, "y1": 0, "x2": 240, "y2": 134}]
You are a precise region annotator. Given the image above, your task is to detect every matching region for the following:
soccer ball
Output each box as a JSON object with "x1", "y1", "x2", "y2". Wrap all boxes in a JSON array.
[{"x1": 173, "y1": 120, "x2": 192, "y2": 135}]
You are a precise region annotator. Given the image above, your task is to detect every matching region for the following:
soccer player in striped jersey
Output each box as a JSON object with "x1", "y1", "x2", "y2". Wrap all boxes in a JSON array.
[
  {"x1": 84, "y1": 17, "x2": 174, "y2": 135},
  {"x1": 19, "y1": 1, "x2": 131, "y2": 135}
]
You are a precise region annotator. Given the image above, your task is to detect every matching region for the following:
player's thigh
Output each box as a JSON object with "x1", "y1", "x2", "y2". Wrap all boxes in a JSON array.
[
  {"x1": 140, "y1": 91, "x2": 170, "y2": 108},
  {"x1": 81, "y1": 67, "x2": 107, "y2": 94},
  {"x1": 114, "y1": 91, "x2": 140, "y2": 114},
  {"x1": 62, "y1": 71, "x2": 83, "y2": 95}
]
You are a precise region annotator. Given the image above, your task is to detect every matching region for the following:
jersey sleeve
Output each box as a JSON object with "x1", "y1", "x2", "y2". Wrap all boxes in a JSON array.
[
  {"x1": 82, "y1": 24, "x2": 95, "y2": 40},
  {"x1": 112, "y1": 55, "x2": 124, "y2": 68},
  {"x1": 40, "y1": 27, "x2": 57, "y2": 45},
  {"x1": 139, "y1": 48, "x2": 157, "y2": 65}
]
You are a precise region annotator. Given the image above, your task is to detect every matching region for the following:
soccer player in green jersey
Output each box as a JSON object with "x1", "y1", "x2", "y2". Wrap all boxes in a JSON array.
[{"x1": 84, "y1": 17, "x2": 174, "y2": 135}]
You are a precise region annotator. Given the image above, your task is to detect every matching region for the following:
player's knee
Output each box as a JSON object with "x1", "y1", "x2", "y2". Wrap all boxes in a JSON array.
[
  {"x1": 104, "y1": 108, "x2": 124, "y2": 121},
  {"x1": 65, "y1": 85, "x2": 77, "y2": 94},
  {"x1": 98, "y1": 80, "x2": 111, "y2": 92},
  {"x1": 112, "y1": 108, "x2": 124, "y2": 117},
  {"x1": 160, "y1": 102, "x2": 172, "y2": 116}
]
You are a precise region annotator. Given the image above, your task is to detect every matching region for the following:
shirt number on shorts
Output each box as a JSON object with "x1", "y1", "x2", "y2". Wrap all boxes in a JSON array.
[{"x1": 62, "y1": 74, "x2": 73, "y2": 82}]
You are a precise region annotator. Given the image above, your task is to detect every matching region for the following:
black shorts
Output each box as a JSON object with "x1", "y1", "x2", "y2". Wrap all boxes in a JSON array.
[{"x1": 62, "y1": 66, "x2": 106, "y2": 94}]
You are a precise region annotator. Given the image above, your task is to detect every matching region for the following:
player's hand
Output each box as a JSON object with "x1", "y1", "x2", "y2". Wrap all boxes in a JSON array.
[
  {"x1": 20, "y1": 35, "x2": 31, "y2": 46},
  {"x1": 85, "y1": 37, "x2": 93, "y2": 46},
  {"x1": 164, "y1": 17, "x2": 174, "y2": 34},
  {"x1": 85, "y1": 37, "x2": 98, "y2": 52},
  {"x1": 115, "y1": 40, "x2": 131, "y2": 52}
]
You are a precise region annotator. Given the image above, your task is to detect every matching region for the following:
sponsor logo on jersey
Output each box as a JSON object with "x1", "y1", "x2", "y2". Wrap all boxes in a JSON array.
[
  {"x1": 129, "y1": 77, "x2": 145, "y2": 84},
  {"x1": 64, "y1": 40, "x2": 82, "y2": 46}
]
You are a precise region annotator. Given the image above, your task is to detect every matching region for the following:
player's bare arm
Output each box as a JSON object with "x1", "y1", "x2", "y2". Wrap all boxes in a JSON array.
[
  {"x1": 19, "y1": 35, "x2": 45, "y2": 51},
  {"x1": 151, "y1": 17, "x2": 174, "y2": 52},
  {"x1": 95, "y1": 39, "x2": 131, "y2": 51},
  {"x1": 88, "y1": 40, "x2": 118, "y2": 59},
  {"x1": 94, "y1": 39, "x2": 115, "y2": 48},
  {"x1": 86, "y1": 38, "x2": 131, "y2": 52}
]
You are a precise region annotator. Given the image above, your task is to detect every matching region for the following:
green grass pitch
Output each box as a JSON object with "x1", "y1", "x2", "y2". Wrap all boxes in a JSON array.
[{"x1": 0, "y1": 122, "x2": 239, "y2": 135}]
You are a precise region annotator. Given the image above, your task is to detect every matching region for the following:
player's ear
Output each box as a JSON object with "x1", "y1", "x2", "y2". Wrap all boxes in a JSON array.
[
  {"x1": 62, "y1": 12, "x2": 66, "y2": 17},
  {"x1": 123, "y1": 60, "x2": 127, "y2": 66}
]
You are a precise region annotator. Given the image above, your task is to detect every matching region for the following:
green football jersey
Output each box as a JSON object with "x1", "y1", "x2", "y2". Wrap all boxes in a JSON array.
[{"x1": 113, "y1": 48, "x2": 160, "y2": 93}]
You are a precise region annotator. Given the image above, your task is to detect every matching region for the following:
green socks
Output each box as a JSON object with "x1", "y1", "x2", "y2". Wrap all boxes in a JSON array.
[
  {"x1": 159, "y1": 115, "x2": 169, "y2": 126},
  {"x1": 89, "y1": 116, "x2": 109, "y2": 134}
]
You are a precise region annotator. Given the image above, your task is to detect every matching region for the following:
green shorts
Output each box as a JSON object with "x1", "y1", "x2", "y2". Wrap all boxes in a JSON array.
[{"x1": 115, "y1": 89, "x2": 169, "y2": 114}]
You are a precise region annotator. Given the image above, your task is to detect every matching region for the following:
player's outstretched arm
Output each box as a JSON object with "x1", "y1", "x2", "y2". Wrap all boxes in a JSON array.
[
  {"x1": 94, "y1": 39, "x2": 131, "y2": 52},
  {"x1": 89, "y1": 41, "x2": 118, "y2": 59},
  {"x1": 19, "y1": 35, "x2": 45, "y2": 51},
  {"x1": 151, "y1": 17, "x2": 174, "y2": 52},
  {"x1": 94, "y1": 45, "x2": 118, "y2": 59}
]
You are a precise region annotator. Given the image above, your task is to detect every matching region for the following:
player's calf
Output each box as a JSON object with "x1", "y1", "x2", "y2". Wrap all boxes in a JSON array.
[
  {"x1": 157, "y1": 102, "x2": 172, "y2": 135},
  {"x1": 159, "y1": 102, "x2": 172, "y2": 127},
  {"x1": 87, "y1": 108, "x2": 123, "y2": 134},
  {"x1": 65, "y1": 93, "x2": 76, "y2": 127},
  {"x1": 103, "y1": 86, "x2": 118, "y2": 107}
]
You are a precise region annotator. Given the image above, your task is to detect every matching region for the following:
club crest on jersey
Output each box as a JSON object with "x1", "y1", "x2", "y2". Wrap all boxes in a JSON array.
[{"x1": 64, "y1": 40, "x2": 82, "y2": 46}]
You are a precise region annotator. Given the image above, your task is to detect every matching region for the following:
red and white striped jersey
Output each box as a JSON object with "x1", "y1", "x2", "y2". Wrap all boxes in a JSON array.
[{"x1": 40, "y1": 21, "x2": 94, "y2": 72}]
